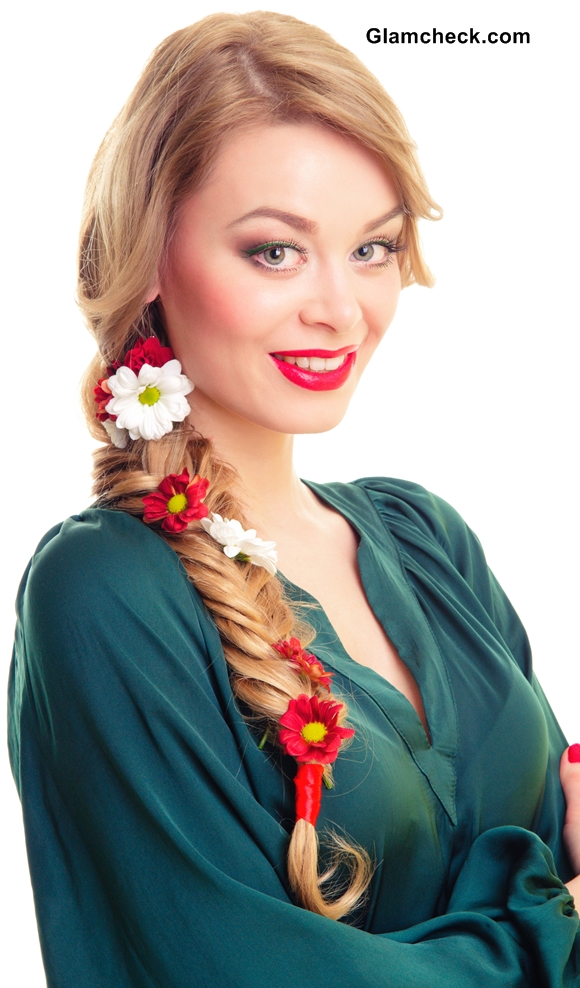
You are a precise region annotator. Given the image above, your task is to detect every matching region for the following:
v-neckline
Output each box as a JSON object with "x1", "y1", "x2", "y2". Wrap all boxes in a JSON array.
[{"x1": 277, "y1": 478, "x2": 458, "y2": 825}]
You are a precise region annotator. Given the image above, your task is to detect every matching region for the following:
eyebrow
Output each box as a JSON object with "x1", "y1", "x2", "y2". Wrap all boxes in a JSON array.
[
  {"x1": 362, "y1": 206, "x2": 406, "y2": 233},
  {"x1": 227, "y1": 204, "x2": 406, "y2": 236},
  {"x1": 227, "y1": 207, "x2": 318, "y2": 233}
]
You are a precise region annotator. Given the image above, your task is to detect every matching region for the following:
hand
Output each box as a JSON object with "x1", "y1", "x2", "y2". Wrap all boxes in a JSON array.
[{"x1": 560, "y1": 744, "x2": 580, "y2": 898}]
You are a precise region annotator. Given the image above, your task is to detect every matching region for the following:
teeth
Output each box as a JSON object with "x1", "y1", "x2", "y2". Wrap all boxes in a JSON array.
[{"x1": 274, "y1": 354, "x2": 348, "y2": 372}]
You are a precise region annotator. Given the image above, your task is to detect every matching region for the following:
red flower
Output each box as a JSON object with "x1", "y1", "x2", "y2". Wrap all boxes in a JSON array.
[
  {"x1": 142, "y1": 470, "x2": 210, "y2": 533},
  {"x1": 279, "y1": 694, "x2": 354, "y2": 764},
  {"x1": 123, "y1": 336, "x2": 174, "y2": 372},
  {"x1": 93, "y1": 368, "x2": 120, "y2": 421},
  {"x1": 94, "y1": 378, "x2": 112, "y2": 421},
  {"x1": 274, "y1": 638, "x2": 333, "y2": 691}
]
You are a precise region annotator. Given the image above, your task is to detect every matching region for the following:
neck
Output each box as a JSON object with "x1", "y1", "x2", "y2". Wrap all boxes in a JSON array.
[{"x1": 188, "y1": 395, "x2": 313, "y2": 539}]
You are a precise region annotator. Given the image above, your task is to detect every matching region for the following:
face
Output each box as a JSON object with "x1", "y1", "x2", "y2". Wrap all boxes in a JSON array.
[{"x1": 157, "y1": 122, "x2": 405, "y2": 437}]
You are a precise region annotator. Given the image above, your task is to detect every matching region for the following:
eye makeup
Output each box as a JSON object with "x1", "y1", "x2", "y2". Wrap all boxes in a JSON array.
[
  {"x1": 240, "y1": 231, "x2": 406, "y2": 273},
  {"x1": 351, "y1": 235, "x2": 406, "y2": 268},
  {"x1": 242, "y1": 238, "x2": 308, "y2": 258},
  {"x1": 241, "y1": 239, "x2": 308, "y2": 272}
]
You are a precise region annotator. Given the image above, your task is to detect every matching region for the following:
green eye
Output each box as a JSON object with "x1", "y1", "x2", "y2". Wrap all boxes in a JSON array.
[
  {"x1": 263, "y1": 246, "x2": 285, "y2": 265},
  {"x1": 243, "y1": 240, "x2": 307, "y2": 270},
  {"x1": 354, "y1": 244, "x2": 375, "y2": 261}
]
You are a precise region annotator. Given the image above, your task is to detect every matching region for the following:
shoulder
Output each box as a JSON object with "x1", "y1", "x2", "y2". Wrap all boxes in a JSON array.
[
  {"x1": 23, "y1": 507, "x2": 185, "y2": 600},
  {"x1": 27, "y1": 505, "x2": 178, "y2": 569},
  {"x1": 306, "y1": 474, "x2": 492, "y2": 599},
  {"x1": 351, "y1": 475, "x2": 478, "y2": 565},
  {"x1": 11, "y1": 511, "x2": 242, "y2": 804},
  {"x1": 342, "y1": 475, "x2": 511, "y2": 619},
  {"x1": 347, "y1": 477, "x2": 533, "y2": 670},
  {"x1": 18, "y1": 508, "x2": 212, "y2": 655},
  {"x1": 13, "y1": 509, "x2": 229, "y2": 752}
]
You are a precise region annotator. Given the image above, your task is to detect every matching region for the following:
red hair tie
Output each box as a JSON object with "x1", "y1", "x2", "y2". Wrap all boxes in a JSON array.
[{"x1": 294, "y1": 763, "x2": 324, "y2": 825}]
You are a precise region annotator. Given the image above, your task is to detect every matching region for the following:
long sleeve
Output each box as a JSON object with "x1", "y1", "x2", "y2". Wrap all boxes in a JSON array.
[{"x1": 8, "y1": 506, "x2": 580, "y2": 987}]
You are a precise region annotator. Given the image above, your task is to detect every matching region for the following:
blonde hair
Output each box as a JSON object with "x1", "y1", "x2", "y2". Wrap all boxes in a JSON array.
[{"x1": 79, "y1": 11, "x2": 440, "y2": 920}]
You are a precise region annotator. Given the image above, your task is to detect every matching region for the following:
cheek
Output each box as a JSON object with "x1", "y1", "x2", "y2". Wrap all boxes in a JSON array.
[
  {"x1": 162, "y1": 254, "x2": 259, "y2": 356},
  {"x1": 170, "y1": 256, "x2": 232, "y2": 326},
  {"x1": 163, "y1": 248, "x2": 297, "y2": 354},
  {"x1": 367, "y1": 268, "x2": 402, "y2": 342}
]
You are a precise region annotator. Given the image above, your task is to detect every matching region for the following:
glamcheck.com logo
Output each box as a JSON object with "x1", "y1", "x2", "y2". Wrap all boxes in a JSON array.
[{"x1": 366, "y1": 28, "x2": 530, "y2": 45}]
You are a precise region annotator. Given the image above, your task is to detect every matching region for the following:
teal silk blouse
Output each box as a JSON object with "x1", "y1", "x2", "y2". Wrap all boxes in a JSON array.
[{"x1": 8, "y1": 478, "x2": 580, "y2": 986}]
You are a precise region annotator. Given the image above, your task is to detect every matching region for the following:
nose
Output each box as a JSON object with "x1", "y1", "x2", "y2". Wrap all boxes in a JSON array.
[{"x1": 298, "y1": 263, "x2": 362, "y2": 336}]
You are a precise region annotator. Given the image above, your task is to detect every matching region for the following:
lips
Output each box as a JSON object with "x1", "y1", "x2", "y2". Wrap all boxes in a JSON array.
[{"x1": 269, "y1": 347, "x2": 358, "y2": 392}]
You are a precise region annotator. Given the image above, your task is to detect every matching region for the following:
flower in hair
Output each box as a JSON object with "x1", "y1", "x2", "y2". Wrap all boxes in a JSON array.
[
  {"x1": 274, "y1": 638, "x2": 333, "y2": 692},
  {"x1": 94, "y1": 377, "x2": 115, "y2": 422},
  {"x1": 102, "y1": 417, "x2": 128, "y2": 449},
  {"x1": 279, "y1": 694, "x2": 354, "y2": 764},
  {"x1": 121, "y1": 337, "x2": 174, "y2": 372},
  {"x1": 96, "y1": 337, "x2": 193, "y2": 443},
  {"x1": 200, "y1": 513, "x2": 278, "y2": 575},
  {"x1": 142, "y1": 470, "x2": 210, "y2": 533},
  {"x1": 106, "y1": 362, "x2": 193, "y2": 441}
]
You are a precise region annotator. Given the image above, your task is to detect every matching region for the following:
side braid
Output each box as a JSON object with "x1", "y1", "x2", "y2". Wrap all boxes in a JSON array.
[{"x1": 90, "y1": 418, "x2": 372, "y2": 919}]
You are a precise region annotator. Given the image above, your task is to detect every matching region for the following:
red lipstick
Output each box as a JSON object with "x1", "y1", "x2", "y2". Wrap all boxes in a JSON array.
[{"x1": 269, "y1": 348, "x2": 357, "y2": 391}]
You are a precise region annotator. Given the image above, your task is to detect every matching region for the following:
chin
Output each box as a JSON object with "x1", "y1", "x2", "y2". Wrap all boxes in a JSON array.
[
  {"x1": 191, "y1": 385, "x2": 355, "y2": 438},
  {"x1": 295, "y1": 410, "x2": 350, "y2": 435},
  {"x1": 258, "y1": 400, "x2": 352, "y2": 436}
]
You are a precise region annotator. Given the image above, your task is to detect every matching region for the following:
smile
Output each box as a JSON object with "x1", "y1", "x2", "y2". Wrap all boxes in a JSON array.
[
  {"x1": 273, "y1": 353, "x2": 347, "y2": 371},
  {"x1": 269, "y1": 347, "x2": 358, "y2": 391}
]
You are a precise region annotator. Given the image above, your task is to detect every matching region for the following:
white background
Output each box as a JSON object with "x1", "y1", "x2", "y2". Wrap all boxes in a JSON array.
[{"x1": 2, "y1": 1, "x2": 577, "y2": 983}]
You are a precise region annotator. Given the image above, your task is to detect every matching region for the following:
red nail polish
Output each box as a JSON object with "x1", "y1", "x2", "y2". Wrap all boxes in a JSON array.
[{"x1": 568, "y1": 744, "x2": 580, "y2": 763}]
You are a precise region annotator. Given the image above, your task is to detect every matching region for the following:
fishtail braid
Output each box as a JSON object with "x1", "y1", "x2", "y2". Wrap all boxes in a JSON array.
[{"x1": 88, "y1": 418, "x2": 372, "y2": 919}]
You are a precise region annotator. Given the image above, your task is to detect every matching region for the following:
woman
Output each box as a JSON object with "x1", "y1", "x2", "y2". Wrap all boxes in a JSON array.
[{"x1": 8, "y1": 11, "x2": 580, "y2": 986}]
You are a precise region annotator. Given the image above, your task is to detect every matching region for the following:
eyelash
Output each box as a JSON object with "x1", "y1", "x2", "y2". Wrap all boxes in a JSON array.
[
  {"x1": 242, "y1": 239, "x2": 307, "y2": 272},
  {"x1": 359, "y1": 237, "x2": 407, "y2": 269},
  {"x1": 242, "y1": 236, "x2": 406, "y2": 272}
]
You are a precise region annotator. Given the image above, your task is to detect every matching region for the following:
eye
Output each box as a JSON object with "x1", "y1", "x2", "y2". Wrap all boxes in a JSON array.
[
  {"x1": 263, "y1": 246, "x2": 287, "y2": 265},
  {"x1": 242, "y1": 240, "x2": 308, "y2": 272},
  {"x1": 351, "y1": 237, "x2": 405, "y2": 268},
  {"x1": 353, "y1": 244, "x2": 377, "y2": 261}
]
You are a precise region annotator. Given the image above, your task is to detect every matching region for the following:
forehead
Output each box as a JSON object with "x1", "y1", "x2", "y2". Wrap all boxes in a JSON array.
[{"x1": 180, "y1": 122, "x2": 401, "y2": 233}]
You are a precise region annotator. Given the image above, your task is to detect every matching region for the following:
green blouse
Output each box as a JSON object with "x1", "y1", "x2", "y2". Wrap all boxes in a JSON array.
[{"x1": 8, "y1": 477, "x2": 580, "y2": 987}]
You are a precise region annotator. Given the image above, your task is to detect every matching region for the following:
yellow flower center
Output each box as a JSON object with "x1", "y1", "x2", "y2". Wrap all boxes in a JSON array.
[
  {"x1": 301, "y1": 721, "x2": 328, "y2": 743},
  {"x1": 139, "y1": 386, "x2": 161, "y2": 406},
  {"x1": 167, "y1": 493, "x2": 188, "y2": 514}
]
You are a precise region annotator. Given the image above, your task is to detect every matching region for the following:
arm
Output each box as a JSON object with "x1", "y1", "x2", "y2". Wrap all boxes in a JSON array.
[{"x1": 9, "y1": 508, "x2": 580, "y2": 987}]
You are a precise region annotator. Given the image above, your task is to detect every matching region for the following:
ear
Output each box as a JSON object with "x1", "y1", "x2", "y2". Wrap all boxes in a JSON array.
[{"x1": 145, "y1": 281, "x2": 161, "y2": 304}]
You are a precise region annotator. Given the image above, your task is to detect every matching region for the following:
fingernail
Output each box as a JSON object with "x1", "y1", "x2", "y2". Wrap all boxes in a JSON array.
[{"x1": 568, "y1": 744, "x2": 580, "y2": 763}]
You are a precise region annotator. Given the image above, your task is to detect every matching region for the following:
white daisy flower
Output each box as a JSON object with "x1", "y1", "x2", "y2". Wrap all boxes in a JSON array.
[
  {"x1": 102, "y1": 417, "x2": 129, "y2": 449},
  {"x1": 200, "y1": 513, "x2": 278, "y2": 575},
  {"x1": 105, "y1": 359, "x2": 194, "y2": 442}
]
